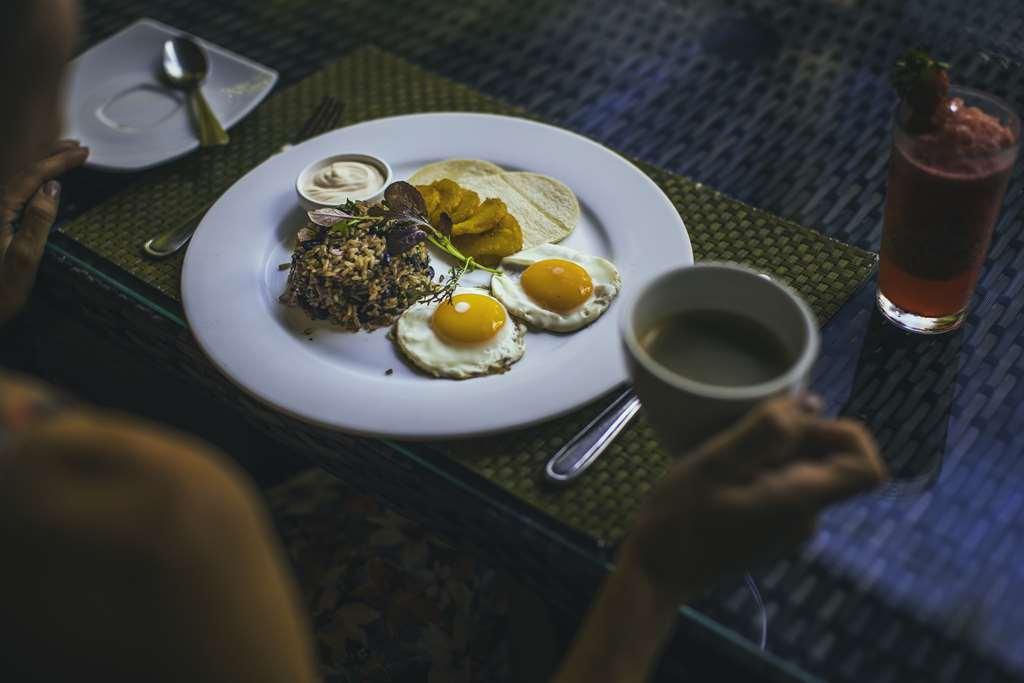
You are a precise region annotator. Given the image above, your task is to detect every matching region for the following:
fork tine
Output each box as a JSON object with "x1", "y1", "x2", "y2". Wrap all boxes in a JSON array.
[
  {"x1": 311, "y1": 97, "x2": 342, "y2": 138},
  {"x1": 312, "y1": 98, "x2": 343, "y2": 138},
  {"x1": 295, "y1": 96, "x2": 334, "y2": 143},
  {"x1": 326, "y1": 99, "x2": 346, "y2": 130},
  {"x1": 293, "y1": 101, "x2": 324, "y2": 143},
  {"x1": 312, "y1": 97, "x2": 338, "y2": 137}
]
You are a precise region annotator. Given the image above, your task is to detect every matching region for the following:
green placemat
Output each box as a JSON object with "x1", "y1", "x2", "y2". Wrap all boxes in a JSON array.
[{"x1": 62, "y1": 45, "x2": 877, "y2": 543}]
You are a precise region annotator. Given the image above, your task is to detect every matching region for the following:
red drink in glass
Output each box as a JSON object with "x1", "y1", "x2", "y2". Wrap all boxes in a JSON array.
[{"x1": 878, "y1": 86, "x2": 1019, "y2": 333}]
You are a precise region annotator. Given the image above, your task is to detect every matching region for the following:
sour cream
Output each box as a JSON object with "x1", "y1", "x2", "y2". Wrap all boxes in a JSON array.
[{"x1": 303, "y1": 160, "x2": 385, "y2": 203}]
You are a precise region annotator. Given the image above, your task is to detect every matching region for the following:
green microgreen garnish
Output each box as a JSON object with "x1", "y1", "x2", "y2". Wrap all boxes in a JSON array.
[
  {"x1": 307, "y1": 199, "x2": 374, "y2": 238},
  {"x1": 420, "y1": 258, "x2": 480, "y2": 305}
]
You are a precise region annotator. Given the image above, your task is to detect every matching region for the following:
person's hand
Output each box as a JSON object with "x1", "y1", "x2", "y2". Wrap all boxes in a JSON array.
[
  {"x1": 554, "y1": 397, "x2": 885, "y2": 683},
  {"x1": 0, "y1": 139, "x2": 89, "y2": 325},
  {"x1": 619, "y1": 395, "x2": 887, "y2": 603}
]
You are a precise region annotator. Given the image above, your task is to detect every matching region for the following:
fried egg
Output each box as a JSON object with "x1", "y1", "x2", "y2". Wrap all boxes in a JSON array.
[
  {"x1": 490, "y1": 244, "x2": 621, "y2": 332},
  {"x1": 394, "y1": 288, "x2": 526, "y2": 379}
]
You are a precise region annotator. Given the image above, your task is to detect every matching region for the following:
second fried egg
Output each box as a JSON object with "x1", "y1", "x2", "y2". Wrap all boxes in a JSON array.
[{"x1": 490, "y1": 244, "x2": 621, "y2": 332}]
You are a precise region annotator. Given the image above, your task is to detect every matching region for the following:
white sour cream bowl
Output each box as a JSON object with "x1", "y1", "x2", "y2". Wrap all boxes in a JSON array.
[{"x1": 295, "y1": 153, "x2": 392, "y2": 211}]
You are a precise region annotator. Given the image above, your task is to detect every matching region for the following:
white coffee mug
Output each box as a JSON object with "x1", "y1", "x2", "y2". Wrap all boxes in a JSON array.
[{"x1": 621, "y1": 262, "x2": 820, "y2": 454}]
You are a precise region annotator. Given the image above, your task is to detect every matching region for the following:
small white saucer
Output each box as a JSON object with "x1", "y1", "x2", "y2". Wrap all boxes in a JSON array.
[{"x1": 64, "y1": 18, "x2": 278, "y2": 172}]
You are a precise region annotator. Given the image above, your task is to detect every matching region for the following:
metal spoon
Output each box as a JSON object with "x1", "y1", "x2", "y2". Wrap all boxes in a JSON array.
[{"x1": 162, "y1": 37, "x2": 229, "y2": 147}]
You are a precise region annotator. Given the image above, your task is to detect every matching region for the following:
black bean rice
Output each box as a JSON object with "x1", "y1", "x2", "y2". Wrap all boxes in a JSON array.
[{"x1": 279, "y1": 224, "x2": 434, "y2": 331}]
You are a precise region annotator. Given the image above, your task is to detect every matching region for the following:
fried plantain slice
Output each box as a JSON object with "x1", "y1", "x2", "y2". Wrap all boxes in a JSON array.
[
  {"x1": 449, "y1": 186, "x2": 480, "y2": 223},
  {"x1": 452, "y1": 197, "x2": 507, "y2": 236},
  {"x1": 453, "y1": 211, "x2": 523, "y2": 265},
  {"x1": 431, "y1": 179, "x2": 462, "y2": 215},
  {"x1": 416, "y1": 185, "x2": 441, "y2": 218}
]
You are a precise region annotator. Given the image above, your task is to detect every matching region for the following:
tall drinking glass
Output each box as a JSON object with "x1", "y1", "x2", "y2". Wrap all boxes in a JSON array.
[{"x1": 877, "y1": 86, "x2": 1019, "y2": 333}]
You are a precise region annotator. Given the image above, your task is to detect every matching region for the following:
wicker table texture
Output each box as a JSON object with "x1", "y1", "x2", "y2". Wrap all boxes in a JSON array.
[{"x1": 39, "y1": 1, "x2": 1024, "y2": 682}]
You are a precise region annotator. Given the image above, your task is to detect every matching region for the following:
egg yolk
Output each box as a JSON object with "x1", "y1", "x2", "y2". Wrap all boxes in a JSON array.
[
  {"x1": 432, "y1": 293, "x2": 507, "y2": 344},
  {"x1": 521, "y1": 259, "x2": 593, "y2": 313}
]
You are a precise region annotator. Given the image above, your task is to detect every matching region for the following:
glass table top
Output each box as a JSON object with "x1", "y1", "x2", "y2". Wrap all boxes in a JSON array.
[{"x1": 55, "y1": 1, "x2": 1024, "y2": 680}]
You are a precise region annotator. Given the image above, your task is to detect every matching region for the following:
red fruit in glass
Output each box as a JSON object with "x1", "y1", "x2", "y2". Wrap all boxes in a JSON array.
[{"x1": 878, "y1": 86, "x2": 1019, "y2": 333}]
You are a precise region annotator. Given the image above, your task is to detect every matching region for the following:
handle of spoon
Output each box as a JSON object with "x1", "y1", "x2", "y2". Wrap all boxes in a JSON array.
[{"x1": 190, "y1": 86, "x2": 229, "y2": 147}]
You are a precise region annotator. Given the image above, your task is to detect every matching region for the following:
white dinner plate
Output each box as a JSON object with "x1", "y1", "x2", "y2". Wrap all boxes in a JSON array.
[
  {"x1": 182, "y1": 113, "x2": 693, "y2": 440},
  {"x1": 64, "y1": 19, "x2": 278, "y2": 172}
]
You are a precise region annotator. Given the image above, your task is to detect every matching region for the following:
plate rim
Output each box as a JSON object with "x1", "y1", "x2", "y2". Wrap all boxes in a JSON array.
[{"x1": 182, "y1": 111, "x2": 693, "y2": 440}]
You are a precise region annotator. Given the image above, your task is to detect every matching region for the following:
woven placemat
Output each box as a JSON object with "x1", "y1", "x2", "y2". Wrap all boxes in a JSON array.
[{"x1": 61, "y1": 45, "x2": 876, "y2": 543}]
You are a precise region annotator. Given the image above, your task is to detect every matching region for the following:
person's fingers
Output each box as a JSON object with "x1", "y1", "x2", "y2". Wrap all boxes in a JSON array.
[
  {"x1": 15, "y1": 181, "x2": 60, "y2": 249},
  {"x1": 50, "y1": 139, "x2": 81, "y2": 154},
  {"x1": 752, "y1": 446, "x2": 887, "y2": 510},
  {"x1": 0, "y1": 182, "x2": 60, "y2": 309},
  {"x1": 1, "y1": 194, "x2": 20, "y2": 227},
  {"x1": 692, "y1": 396, "x2": 812, "y2": 475},
  {"x1": 800, "y1": 418, "x2": 886, "y2": 471},
  {"x1": 0, "y1": 147, "x2": 88, "y2": 222},
  {"x1": 30, "y1": 145, "x2": 89, "y2": 185},
  {"x1": 796, "y1": 392, "x2": 825, "y2": 415}
]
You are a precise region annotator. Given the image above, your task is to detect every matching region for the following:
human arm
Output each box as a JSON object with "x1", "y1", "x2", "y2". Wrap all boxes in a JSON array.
[{"x1": 553, "y1": 396, "x2": 887, "y2": 683}]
